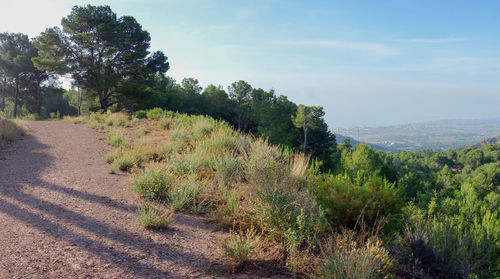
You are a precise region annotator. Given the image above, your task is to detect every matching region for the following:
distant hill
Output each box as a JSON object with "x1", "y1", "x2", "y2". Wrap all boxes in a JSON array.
[
  {"x1": 334, "y1": 118, "x2": 500, "y2": 152},
  {"x1": 477, "y1": 134, "x2": 500, "y2": 146},
  {"x1": 335, "y1": 134, "x2": 392, "y2": 152}
]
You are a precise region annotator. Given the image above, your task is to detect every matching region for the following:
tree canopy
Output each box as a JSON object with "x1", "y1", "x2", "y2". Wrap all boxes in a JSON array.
[{"x1": 33, "y1": 5, "x2": 169, "y2": 110}]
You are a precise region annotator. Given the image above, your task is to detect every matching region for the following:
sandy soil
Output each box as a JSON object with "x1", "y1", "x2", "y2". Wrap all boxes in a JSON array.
[{"x1": 0, "y1": 121, "x2": 288, "y2": 278}]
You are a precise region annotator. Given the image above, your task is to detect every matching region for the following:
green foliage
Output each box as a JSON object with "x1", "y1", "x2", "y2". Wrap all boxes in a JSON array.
[
  {"x1": 137, "y1": 203, "x2": 173, "y2": 229},
  {"x1": 135, "y1": 126, "x2": 147, "y2": 137},
  {"x1": 78, "y1": 108, "x2": 498, "y2": 277},
  {"x1": 105, "y1": 112, "x2": 131, "y2": 127},
  {"x1": 309, "y1": 173, "x2": 403, "y2": 230},
  {"x1": 107, "y1": 130, "x2": 130, "y2": 148},
  {"x1": 382, "y1": 144, "x2": 500, "y2": 278},
  {"x1": 113, "y1": 154, "x2": 135, "y2": 171},
  {"x1": 146, "y1": 107, "x2": 167, "y2": 119},
  {"x1": 223, "y1": 229, "x2": 261, "y2": 264},
  {"x1": 33, "y1": 5, "x2": 169, "y2": 110},
  {"x1": 135, "y1": 110, "x2": 147, "y2": 119},
  {"x1": 132, "y1": 166, "x2": 174, "y2": 200},
  {"x1": 319, "y1": 231, "x2": 394, "y2": 279},
  {"x1": 292, "y1": 104, "x2": 325, "y2": 150},
  {"x1": 168, "y1": 176, "x2": 200, "y2": 211},
  {"x1": 0, "y1": 119, "x2": 25, "y2": 143},
  {"x1": 402, "y1": 205, "x2": 499, "y2": 278}
]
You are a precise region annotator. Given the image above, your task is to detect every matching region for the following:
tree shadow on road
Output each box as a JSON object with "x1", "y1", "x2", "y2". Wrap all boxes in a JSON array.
[{"x1": 0, "y1": 132, "x2": 233, "y2": 278}]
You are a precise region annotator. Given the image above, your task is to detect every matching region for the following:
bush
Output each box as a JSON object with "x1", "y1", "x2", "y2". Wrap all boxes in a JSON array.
[
  {"x1": 106, "y1": 112, "x2": 131, "y2": 127},
  {"x1": 245, "y1": 138, "x2": 288, "y2": 188},
  {"x1": 401, "y1": 206, "x2": 499, "y2": 278},
  {"x1": 132, "y1": 166, "x2": 174, "y2": 200},
  {"x1": 135, "y1": 126, "x2": 147, "y2": 137},
  {"x1": 112, "y1": 150, "x2": 143, "y2": 171},
  {"x1": 169, "y1": 177, "x2": 200, "y2": 211},
  {"x1": 223, "y1": 228, "x2": 261, "y2": 264},
  {"x1": 1, "y1": 119, "x2": 26, "y2": 143},
  {"x1": 319, "y1": 231, "x2": 394, "y2": 279},
  {"x1": 192, "y1": 118, "x2": 215, "y2": 140},
  {"x1": 137, "y1": 203, "x2": 173, "y2": 229},
  {"x1": 135, "y1": 110, "x2": 147, "y2": 119},
  {"x1": 104, "y1": 152, "x2": 116, "y2": 164},
  {"x1": 309, "y1": 173, "x2": 403, "y2": 230},
  {"x1": 159, "y1": 117, "x2": 173, "y2": 130},
  {"x1": 107, "y1": 130, "x2": 130, "y2": 148},
  {"x1": 146, "y1": 108, "x2": 166, "y2": 120},
  {"x1": 136, "y1": 137, "x2": 152, "y2": 147}
]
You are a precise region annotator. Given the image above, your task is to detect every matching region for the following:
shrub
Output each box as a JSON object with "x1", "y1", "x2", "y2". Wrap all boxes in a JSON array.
[
  {"x1": 106, "y1": 112, "x2": 131, "y2": 127},
  {"x1": 135, "y1": 110, "x2": 147, "y2": 119},
  {"x1": 213, "y1": 154, "x2": 242, "y2": 186},
  {"x1": 137, "y1": 203, "x2": 174, "y2": 229},
  {"x1": 192, "y1": 118, "x2": 215, "y2": 140},
  {"x1": 132, "y1": 166, "x2": 174, "y2": 200},
  {"x1": 107, "y1": 130, "x2": 130, "y2": 148},
  {"x1": 196, "y1": 127, "x2": 239, "y2": 154},
  {"x1": 112, "y1": 150, "x2": 143, "y2": 171},
  {"x1": 319, "y1": 231, "x2": 394, "y2": 279},
  {"x1": 1, "y1": 119, "x2": 26, "y2": 142},
  {"x1": 223, "y1": 228, "x2": 261, "y2": 264},
  {"x1": 146, "y1": 108, "x2": 165, "y2": 120},
  {"x1": 113, "y1": 155, "x2": 135, "y2": 171},
  {"x1": 401, "y1": 207, "x2": 499, "y2": 278},
  {"x1": 245, "y1": 139, "x2": 288, "y2": 188},
  {"x1": 159, "y1": 117, "x2": 173, "y2": 130},
  {"x1": 169, "y1": 177, "x2": 200, "y2": 211},
  {"x1": 169, "y1": 127, "x2": 192, "y2": 145},
  {"x1": 135, "y1": 126, "x2": 147, "y2": 137},
  {"x1": 136, "y1": 137, "x2": 152, "y2": 147},
  {"x1": 64, "y1": 116, "x2": 85, "y2": 124},
  {"x1": 309, "y1": 173, "x2": 403, "y2": 230},
  {"x1": 104, "y1": 153, "x2": 116, "y2": 164}
]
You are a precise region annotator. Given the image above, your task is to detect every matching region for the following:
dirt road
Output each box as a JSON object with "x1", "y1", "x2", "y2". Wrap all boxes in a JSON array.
[{"x1": 0, "y1": 121, "x2": 284, "y2": 278}]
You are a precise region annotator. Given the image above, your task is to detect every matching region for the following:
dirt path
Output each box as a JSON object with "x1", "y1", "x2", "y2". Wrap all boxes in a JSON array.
[{"x1": 0, "y1": 121, "x2": 285, "y2": 278}]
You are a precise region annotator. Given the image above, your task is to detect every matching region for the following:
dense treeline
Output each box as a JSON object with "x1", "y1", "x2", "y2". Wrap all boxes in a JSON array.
[
  {"x1": 0, "y1": 5, "x2": 335, "y2": 169},
  {"x1": 332, "y1": 140, "x2": 499, "y2": 277}
]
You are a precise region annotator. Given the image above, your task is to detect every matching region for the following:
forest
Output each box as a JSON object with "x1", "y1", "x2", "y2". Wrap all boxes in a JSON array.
[{"x1": 0, "y1": 4, "x2": 498, "y2": 279}]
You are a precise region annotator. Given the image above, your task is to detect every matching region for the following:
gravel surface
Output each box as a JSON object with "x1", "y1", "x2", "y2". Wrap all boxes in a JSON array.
[{"x1": 0, "y1": 121, "x2": 288, "y2": 278}]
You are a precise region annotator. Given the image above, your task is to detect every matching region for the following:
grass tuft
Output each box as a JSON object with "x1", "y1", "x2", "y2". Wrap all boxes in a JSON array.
[
  {"x1": 137, "y1": 203, "x2": 174, "y2": 229},
  {"x1": 132, "y1": 166, "x2": 173, "y2": 200}
]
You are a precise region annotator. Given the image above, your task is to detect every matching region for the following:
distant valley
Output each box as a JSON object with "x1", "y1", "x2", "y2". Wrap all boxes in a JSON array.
[{"x1": 334, "y1": 118, "x2": 500, "y2": 152}]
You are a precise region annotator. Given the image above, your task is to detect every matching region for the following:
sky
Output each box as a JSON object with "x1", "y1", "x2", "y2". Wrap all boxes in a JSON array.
[{"x1": 1, "y1": 0, "x2": 499, "y2": 127}]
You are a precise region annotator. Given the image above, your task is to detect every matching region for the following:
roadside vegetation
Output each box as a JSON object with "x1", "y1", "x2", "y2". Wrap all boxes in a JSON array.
[
  {"x1": 2, "y1": 4, "x2": 497, "y2": 278},
  {"x1": 0, "y1": 115, "x2": 25, "y2": 145},
  {"x1": 68, "y1": 109, "x2": 499, "y2": 278}
]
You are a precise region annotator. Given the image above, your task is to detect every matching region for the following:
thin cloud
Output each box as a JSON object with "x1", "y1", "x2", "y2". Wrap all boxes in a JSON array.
[
  {"x1": 396, "y1": 38, "x2": 468, "y2": 43},
  {"x1": 209, "y1": 24, "x2": 233, "y2": 31},
  {"x1": 287, "y1": 40, "x2": 398, "y2": 56}
]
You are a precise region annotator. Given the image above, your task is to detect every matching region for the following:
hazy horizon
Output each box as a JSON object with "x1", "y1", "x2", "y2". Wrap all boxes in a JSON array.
[{"x1": 1, "y1": 0, "x2": 499, "y2": 127}]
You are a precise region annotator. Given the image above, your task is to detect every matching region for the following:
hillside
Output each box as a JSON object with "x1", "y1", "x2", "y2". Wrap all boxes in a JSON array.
[
  {"x1": 334, "y1": 134, "x2": 391, "y2": 152},
  {"x1": 335, "y1": 118, "x2": 500, "y2": 151},
  {"x1": 478, "y1": 134, "x2": 500, "y2": 146}
]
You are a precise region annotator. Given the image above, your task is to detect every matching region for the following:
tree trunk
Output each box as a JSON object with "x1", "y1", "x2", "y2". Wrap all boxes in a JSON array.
[
  {"x1": 77, "y1": 88, "x2": 82, "y2": 116},
  {"x1": 36, "y1": 78, "x2": 42, "y2": 117},
  {"x1": 99, "y1": 89, "x2": 110, "y2": 111},
  {"x1": 1, "y1": 77, "x2": 6, "y2": 112},
  {"x1": 303, "y1": 128, "x2": 308, "y2": 150},
  {"x1": 13, "y1": 77, "x2": 19, "y2": 118}
]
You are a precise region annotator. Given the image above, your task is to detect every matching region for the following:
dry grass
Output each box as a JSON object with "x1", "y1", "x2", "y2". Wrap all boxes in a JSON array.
[
  {"x1": 1, "y1": 119, "x2": 26, "y2": 143},
  {"x1": 75, "y1": 110, "x2": 398, "y2": 277}
]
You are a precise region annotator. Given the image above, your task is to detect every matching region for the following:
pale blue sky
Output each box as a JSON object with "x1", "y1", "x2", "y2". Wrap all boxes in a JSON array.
[{"x1": 1, "y1": 0, "x2": 499, "y2": 126}]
